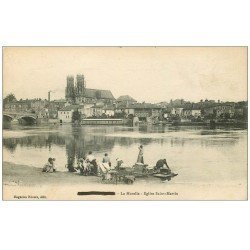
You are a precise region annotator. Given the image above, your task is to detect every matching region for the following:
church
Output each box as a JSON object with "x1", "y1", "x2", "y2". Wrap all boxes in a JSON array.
[{"x1": 65, "y1": 74, "x2": 115, "y2": 104}]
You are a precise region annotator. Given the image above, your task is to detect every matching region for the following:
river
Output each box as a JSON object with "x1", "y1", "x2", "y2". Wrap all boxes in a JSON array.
[{"x1": 3, "y1": 123, "x2": 247, "y2": 185}]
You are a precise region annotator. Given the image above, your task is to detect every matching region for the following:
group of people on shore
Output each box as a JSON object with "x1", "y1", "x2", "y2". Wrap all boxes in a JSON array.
[
  {"x1": 74, "y1": 151, "x2": 111, "y2": 175},
  {"x1": 42, "y1": 144, "x2": 171, "y2": 174},
  {"x1": 42, "y1": 151, "x2": 112, "y2": 175}
]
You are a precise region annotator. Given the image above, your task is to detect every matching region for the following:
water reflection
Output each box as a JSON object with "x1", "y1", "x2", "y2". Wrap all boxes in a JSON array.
[
  {"x1": 3, "y1": 124, "x2": 247, "y2": 184},
  {"x1": 3, "y1": 125, "x2": 243, "y2": 156}
]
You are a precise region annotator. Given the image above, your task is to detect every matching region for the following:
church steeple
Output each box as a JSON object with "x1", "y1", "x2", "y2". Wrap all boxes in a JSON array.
[
  {"x1": 75, "y1": 74, "x2": 85, "y2": 97},
  {"x1": 65, "y1": 75, "x2": 75, "y2": 103}
]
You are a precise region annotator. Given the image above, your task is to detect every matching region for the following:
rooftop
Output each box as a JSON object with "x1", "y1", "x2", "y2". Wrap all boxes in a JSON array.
[
  {"x1": 103, "y1": 105, "x2": 115, "y2": 110},
  {"x1": 117, "y1": 95, "x2": 137, "y2": 102},
  {"x1": 84, "y1": 88, "x2": 115, "y2": 100},
  {"x1": 127, "y1": 103, "x2": 162, "y2": 109},
  {"x1": 52, "y1": 99, "x2": 67, "y2": 103},
  {"x1": 59, "y1": 104, "x2": 84, "y2": 111}
]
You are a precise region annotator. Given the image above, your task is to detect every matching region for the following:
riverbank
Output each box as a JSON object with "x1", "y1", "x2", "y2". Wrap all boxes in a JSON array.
[
  {"x1": 168, "y1": 120, "x2": 247, "y2": 128},
  {"x1": 3, "y1": 161, "x2": 247, "y2": 200},
  {"x1": 3, "y1": 161, "x2": 99, "y2": 186}
]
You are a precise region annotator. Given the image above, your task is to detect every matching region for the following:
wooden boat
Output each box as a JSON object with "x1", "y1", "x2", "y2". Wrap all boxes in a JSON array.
[
  {"x1": 153, "y1": 172, "x2": 178, "y2": 181},
  {"x1": 101, "y1": 162, "x2": 178, "y2": 184}
]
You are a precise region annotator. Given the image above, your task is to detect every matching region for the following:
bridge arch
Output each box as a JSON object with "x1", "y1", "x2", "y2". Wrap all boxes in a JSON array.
[
  {"x1": 3, "y1": 114, "x2": 14, "y2": 122},
  {"x1": 18, "y1": 115, "x2": 37, "y2": 124}
]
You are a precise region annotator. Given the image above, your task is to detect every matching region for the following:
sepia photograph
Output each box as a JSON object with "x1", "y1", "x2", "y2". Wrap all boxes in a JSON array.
[
  {"x1": 1, "y1": 1, "x2": 250, "y2": 250},
  {"x1": 2, "y1": 46, "x2": 248, "y2": 200}
]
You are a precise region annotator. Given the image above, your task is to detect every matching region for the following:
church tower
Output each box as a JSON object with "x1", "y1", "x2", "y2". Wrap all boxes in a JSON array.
[
  {"x1": 75, "y1": 74, "x2": 85, "y2": 103},
  {"x1": 65, "y1": 75, "x2": 75, "y2": 103}
]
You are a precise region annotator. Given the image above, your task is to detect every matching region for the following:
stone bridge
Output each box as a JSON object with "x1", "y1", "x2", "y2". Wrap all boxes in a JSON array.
[{"x1": 3, "y1": 111, "x2": 38, "y2": 124}]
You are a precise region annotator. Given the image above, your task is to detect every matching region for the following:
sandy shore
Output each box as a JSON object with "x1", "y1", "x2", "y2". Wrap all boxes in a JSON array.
[
  {"x1": 3, "y1": 161, "x2": 100, "y2": 186},
  {"x1": 3, "y1": 161, "x2": 247, "y2": 201}
]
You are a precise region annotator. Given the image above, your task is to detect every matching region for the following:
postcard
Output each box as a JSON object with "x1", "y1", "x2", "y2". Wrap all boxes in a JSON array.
[{"x1": 2, "y1": 47, "x2": 248, "y2": 200}]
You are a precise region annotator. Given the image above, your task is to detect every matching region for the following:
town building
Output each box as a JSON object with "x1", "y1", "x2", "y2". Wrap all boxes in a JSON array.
[
  {"x1": 203, "y1": 106, "x2": 216, "y2": 117},
  {"x1": 116, "y1": 95, "x2": 137, "y2": 106},
  {"x1": 58, "y1": 106, "x2": 74, "y2": 123},
  {"x1": 90, "y1": 103, "x2": 105, "y2": 117},
  {"x1": 81, "y1": 103, "x2": 94, "y2": 118},
  {"x1": 102, "y1": 105, "x2": 115, "y2": 117},
  {"x1": 171, "y1": 107, "x2": 184, "y2": 116},
  {"x1": 84, "y1": 88, "x2": 115, "y2": 104},
  {"x1": 58, "y1": 104, "x2": 84, "y2": 123},
  {"x1": 214, "y1": 104, "x2": 235, "y2": 118},
  {"x1": 80, "y1": 103, "x2": 115, "y2": 118},
  {"x1": 58, "y1": 102, "x2": 116, "y2": 121},
  {"x1": 183, "y1": 109, "x2": 201, "y2": 118},
  {"x1": 4, "y1": 100, "x2": 31, "y2": 112},
  {"x1": 48, "y1": 99, "x2": 67, "y2": 118},
  {"x1": 65, "y1": 74, "x2": 115, "y2": 104},
  {"x1": 30, "y1": 99, "x2": 48, "y2": 112},
  {"x1": 234, "y1": 101, "x2": 247, "y2": 119},
  {"x1": 192, "y1": 109, "x2": 201, "y2": 118},
  {"x1": 36, "y1": 108, "x2": 49, "y2": 119},
  {"x1": 123, "y1": 103, "x2": 162, "y2": 121}
]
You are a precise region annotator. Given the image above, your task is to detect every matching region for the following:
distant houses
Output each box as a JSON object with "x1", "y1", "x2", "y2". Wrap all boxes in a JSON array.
[
  {"x1": 125, "y1": 103, "x2": 162, "y2": 121},
  {"x1": 4, "y1": 98, "x2": 67, "y2": 119},
  {"x1": 4, "y1": 99, "x2": 32, "y2": 112},
  {"x1": 3, "y1": 75, "x2": 247, "y2": 124},
  {"x1": 183, "y1": 109, "x2": 201, "y2": 118},
  {"x1": 159, "y1": 99, "x2": 247, "y2": 123},
  {"x1": 56, "y1": 101, "x2": 164, "y2": 123},
  {"x1": 4, "y1": 98, "x2": 50, "y2": 118},
  {"x1": 4, "y1": 95, "x2": 248, "y2": 124}
]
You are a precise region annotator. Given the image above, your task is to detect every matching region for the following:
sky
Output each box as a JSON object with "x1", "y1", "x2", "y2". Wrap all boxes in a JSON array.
[{"x1": 3, "y1": 47, "x2": 247, "y2": 103}]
